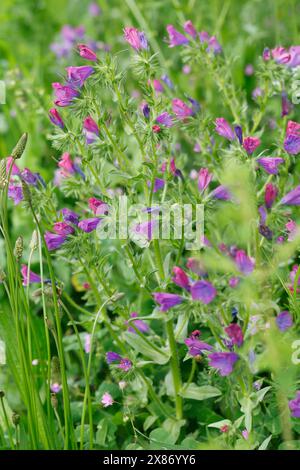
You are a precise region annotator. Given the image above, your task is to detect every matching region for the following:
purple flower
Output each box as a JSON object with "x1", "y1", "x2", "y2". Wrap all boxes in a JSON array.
[
  {"x1": 66, "y1": 66, "x2": 94, "y2": 88},
  {"x1": 153, "y1": 292, "x2": 183, "y2": 311},
  {"x1": 276, "y1": 311, "x2": 293, "y2": 332},
  {"x1": 101, "y1": 392, "x2": 114, "y2": 407},
  {"x1": 127, "y1": 312, "x2": 149, "y2": 334},
  {"x1": 49, "y1": 108, "x2": 64, "y2": 128},
  {"x1": 166, "y1": 24, "x2": 189, "y2": 47},
  {"x1": 156, "y1": 112, "x2": 173, "y2": 128},
  {"x1": 281, "y1": 91, "x2": 293, "y2": 117},
  {"x1": 265, "y1": 183, "x2": 278, "y2": 209},
  {"x1": 199, "y1": 31, "x2": 210, "y2": 43},
  {"x1": 207, "y1": 36, "x2": 222, "y2": 54},
  {"x1": 44, "y1": 232, "x2": 66, "y2": 251},
  {"x1": 191, "y1": 280, "x2": 216, "y2": 304},
  {"x1": 234, "y1": 126, "x2": 243, "y2": 145},
  {"x1": 281, "y1": 186, "x2": 300, "y2": 206},
  {"x1": 225, "y1": 323, "x2": 244, "y2": 347},
  {"x1": 211, "y1": 185, "x2": 231, "y2": 201},
  {"x1": 77, "y1": 44, "x2": 97, "y2": 61},
  {"x1": 172, "y1": 99, "x2": 194, "y2": 119},
  {"x1": 83, "y1": 116, "x2": 99, "y2": 144},
  {"x1": 133, "y1": 220, "x2": 157, "y2": 241},
  {"x1": 21, "y1": 168, "x2": 38, "y2": 185},
  {"x1": 61, "y1": 208, "x2": 79, "y2": 225},
  {"x1": 289, "y1": 391, "x2": 300, "y2": 418},
  {"x1": 208, "y1": 352, "x2": 239, "y2": 376},
  {"x1": 229, "y1": 277, "x2": 240, "y2": 288},
  {"x1": 234, "y1": 250, "x2": 255, "y2": 275},
  {"x1": 153, "y1": 79, "x2": 164, "y2": 93},
  {"x1": 284, "y1": 134, "x2": 300, "y2": 154},
  {"x1": 124, "y1": 27, "x2": 148, "y2": 50},
  {"x1": 119, "y1": 358, "x2": 132, "y2": 371},
  {"x1": 161, "y1": 74, "x2": 174, "y2": 89},
  {"x1": 52, "y1": 83, "x2": 79, "y2": 107},
  {"x1": 186, "y1": 258, "x2": 206, "y2": 276},
  {"x1": 88, "y1": 2, "x2": 101, "y2": 16},
  {"x1": 263, "y1": 47, "x2": 271, "y2": 61},
  {"x1": 147, "y1": 178, "x2": 165, "y2": 193},
  {"x1": 84, "y1": 333, "x2": 91, "y2": 353},
  {"x1": 53, "y1": 222, "x2": 74, "y2": 236},
  {"x1": 8, "y1": 185, "x2": 23, "y2": 205},
  {"x1": 214, "y1": 118, "x2": 235, "y2": 141},
  {"x1": 6, "y1": 157, "x2": 20, "y2": 176},
  {"x1": 21, "y1": 265, "x2": 41, "y2": 286},
  {"x1": 185, "y1": 332, "x2": 213, "y2": 356},
  {"x1": 243, "y1": 136, "x2": 261, "y2": 154},
  {"x1": 172, "y1": 266, "x2": 190, "y2": 290},
  {"x1": 78, "y1": 217, "x2": 102, "y2": 232},
  {"x1": 106, "y1": 351, "x2": 122, "y2": 363},
  {"x1": 50, "y1": 383, "x2": 61, "y2": 394},
  {"x1": 88, "y1": 198, "x2": 109, "y2": 215},
  {"x1": 256, "y1": 157, "x2": 284, "y2": 175},
  {"x1": 198, "y1": 168, "x2": 212, "y2": 192},
  {"x1": 141, "y1": 102, "x2": 150, "y2": 119},
  {"x1": 183, "y1": 20, "x2": 197, "y2": 38}
]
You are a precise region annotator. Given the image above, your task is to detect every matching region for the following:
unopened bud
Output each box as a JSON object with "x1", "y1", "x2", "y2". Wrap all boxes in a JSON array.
[
  {"x1": 51, "y1": 393, "x2": 58, "y2": 409},
  {"x1": 14, "y1": 236, "x2": 23, "y2": 261},
  {"x1": 51, "y1": 356, "x2": 61, "y2": 385},
  {"x1": 0, "y1": 268, "x2": 6, "y2": 283},
  {"x1": 21, "y1": 180, "x2": 31, "y2": 203},
  {"x1": 0, "y1": 159, "x2": 7, "y2": 189},
  {"x1": 12, "y1": 412, "x2": 20, "y2": 426},
  {"x1": 11, "y1": 133, "x2": 28, "y2": 160},
  {"x1": 30, "y1": 230, "x2": 38, "y2": 251}
]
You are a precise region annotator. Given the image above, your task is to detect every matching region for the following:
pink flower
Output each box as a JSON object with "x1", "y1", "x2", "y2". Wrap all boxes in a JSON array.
[
  {"x1": 172, "y1": 98, "x2": 193, "y2": 119},
  {"x1": 265, "y1": 183, "x2": 278, "y2": 209},
  {"x1": 172, "y1": 266, "x2": 190, "y2": 290},
  {"x1": 184, "y1": 20, "x2": 197, "y2": 38},
  {"x1": 198, "y1": 168, "x2": 212, "y2": 192},
  {"x1": 214, "y1": 118, "x2": 235, "y2": 141},
  {"x1": 49, "y1": 108, "x2": 64, "y2": 128},
  {"x1": 21, "y1": 265, "x2": 41, "y2": 286},
  {"x1": 166, "y1": 25, "x2": 189, "y2": 47},
  {"x1": 243, "y1": 136, "x2": 261, "y2": 154},
  {"x1": 101, "y1": 392, "x2": 114, "y2": 407},
  {"x1": 53, "y1": 222, "x2": 74, "y2": 236},
  {"x1": 88, "y1": 197, "x2": 109, "y2": 215},
  {"x1": 124, "y1": 27, "x2": 148, "y2": 50},
  {"x1": 77, "y1": 44, "x2": 97, "y2": 61}
]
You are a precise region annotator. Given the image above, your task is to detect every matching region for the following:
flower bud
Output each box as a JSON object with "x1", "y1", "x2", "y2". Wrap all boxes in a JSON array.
[
  {"x1": 30, "y1": 230, "x2": 38, "y2": 251},
  {"x1": 51, "y1": 393, "x2": 58, "y2": 409},
  {"x1": 0, "y1": 159, "x2": 7, "y2": 189},
  {"x1": 14, "y1": 236, "x2": 23, "y2": 261},
  {"x1": 11, "y1": 133, "x2": 28, "y2": 160},
  {"x1": 12, "y1": 412, "x2": 20, "y2": 426},
  {"x1": 0, "y1": 268, "x2": 6, "y2": 283}
]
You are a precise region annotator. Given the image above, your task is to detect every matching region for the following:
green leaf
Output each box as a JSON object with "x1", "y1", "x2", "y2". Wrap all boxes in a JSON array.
[
  {"x1": 258, "y1": 434, "x2": 272, "y2": 450},
  {"x1": 180, "y1": 384, "x2": 222, "y2": 400},
  {"x1": 123, "y1": 332, "x2": 170, "y2": 364},
  {"x1": 149, "y1": 427, "x2": 177, "y2": 446}
]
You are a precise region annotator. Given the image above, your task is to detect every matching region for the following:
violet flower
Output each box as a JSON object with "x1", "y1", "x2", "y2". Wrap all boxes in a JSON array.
[
  {"x1": 52, "y1": 83, "x2": 79, "y2": 107},
  {"x1": 207, "y1": 36, "x2": 222, "y2": 54},
  {"x1": 208, "y1": 352, "x2": 239, "y2": 376},
  {"x1": 156, "y1": 112, "x2": 173, "y2": 128},
  {"x1": 88, "y1": 197, "x2": 109, "y2": 215},
  {"x1": 198, "y1": 168, "x2": 212, "y2": 192},
  {"x1": 21, "y1": 168, "x2": 38, "y2": 186},
  {"x1": 8, "y1": 185, "x2": 23, "y2": 205},
  {"x1": 281, "y1": 186, "x2": 300, "y2": 206},
  {"x1": 289, "y1": 391, "x2": 300, "y2": 418},
  {"x1": 172, "y1": 99, "x2": 193, "y2": 119},
  {"x1": 101, "y1": 392, "x2": 114, "y2": 407},
  {"x1": 127, "y1": 312, "x2": 149, "y2": 334},
  {"x1": 53, "y1": 222, "x2": 74, "y2": 236},
  {"x1": 147, "y1": 178, "x2": 165, "y2": 193},
  {"x1": 153, "y1": 292, "x2": 183, "y2": 311},
  {"x1": 78, "y1": 217, "x2": 102, "y2": 232},
  {"x1": 21, "y1": 265, "x2": 41, "y2": 286},
  {"x1": 214, "y1": 118, "x2": 235, "y2": 141},
  {"x1": 83, "y1": 116, "x2": 99, "y2": 144},
  {"x1": 225, "y1": 323, "x2": 244, "y2": 347},
  {"x1": 183, "y1": 20, "x2": 197, "y2": 38},
  {"x1": 256, "y1": 157, "x2": 284, "y2": 175},
  {"x1": 211, "y1": 185, "x2": 231, "y2": 201},
  {"x1": 66, "y1": 66, "x2": 94, "y2": 88},
  {"x1": 243, "y1": 136, "x2": 261, "y2": 154},
  {"x1": 265, "y1": 183, "x2": 278, "y2": 209},
  {"x1": 185, "y1": 331, "x2": 213, "y2": 356},
  {"x1": 234, "y1": 250, "x2": 255, "y2": 275},
  {"x1": 191, "y1": 280, "x2": 216, "y2": 304},
  {"x1": 166, "y1": 24, "x2": 189, "y2": 47},
  {"x1": 77, "y1": 44, "x2": 97, "y2": 61},
  {"x1": 234, "y1": 126, "x2": 243, "y2": 144},
  {"x1": 49, "y1": 108, "x2": 64, "y2": 128},
  {"x1": 172, "y1": 266, "x2": 190, "y2": 290},
  {"x1": 44, "y1": 232, "x2": 66, "y2": 251},
  {"x1": 124, "y1": 27, "x2": 148, "y2": 50},
  {"x1": 61, "y1": 208, "x2": 79, "y2": 225},
  {"x1": 276, "y1": 311, "x2": 293, "y2": 332}
]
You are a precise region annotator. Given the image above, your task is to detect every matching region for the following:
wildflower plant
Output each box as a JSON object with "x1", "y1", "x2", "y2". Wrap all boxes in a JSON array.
[{"x1": 1, "y1": 8, "x2": 300, "y2": 452}]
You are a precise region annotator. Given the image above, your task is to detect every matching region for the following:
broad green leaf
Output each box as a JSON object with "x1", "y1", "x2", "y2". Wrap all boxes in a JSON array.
[
  {"x1": 180, "y1": 383, "x2": 222, "y2": 400},
  {"x1": 123, "y1": 332, "x2": 170, "y2": 364}
]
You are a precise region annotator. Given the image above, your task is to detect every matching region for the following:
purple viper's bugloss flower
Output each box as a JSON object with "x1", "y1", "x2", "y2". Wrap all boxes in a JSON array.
[
  {"x1": 281, "y1": 91, "x2": 293, "y2": 117},
  {"x1": 153, "y1": 79, "x2": 164, "y2": 93},
  {"x1": 207, "y1": 36, "x2": 222, "y2": 54},
  {"x1": 276, "y1": 311, "x2": 293, "y2": 332},
  {"x1": 52, "y1": 82, "x2": 79, "y2": 107},
  {"x1": 234, "y1": 126, "x2": 243, "y2": 144},
  {"x1": 166, "y1": 24, "x2": 189, "y2": 47},
  {"x1": 265, "y1": 183, "x2": 278, "y2": 209},
  {"x1": 198, "y1": 168, "x2": 212, "y2": 192},
  {"x1": 127, "y1": 312, "x2": 149, "y2": 334},
  {"x1": 161, "y1": 74, "x2": 174, "y2": 89},
  {"x1": 141, "y1": 102, "x2": 150, "y2": 119},
  {"x1": 185, "y1": 336, "x2": 213, "y2": 356},
  {"x1": 281, "y1": 186, "x2": 300, "y2": 206},
  {"x1": 235, "y1": 250, "x2": 255, "y2": 275},
  {"x1": 225, "y1": 323, "x2": 244, "y2": 347},
  {"x1": 263, "y1": 47, "x2": 271, "y2": 61},
  {"x1": 186, "y1": 258, "x2": 206, "y2": 276},
  {"x1": 53, "y1": 222, "x2": 74, "y2": 236},
  {"x1": 21, "y1": 265, "x2": 41, "y2": 286},
  {"x1": 58, "y1": 152, "x2": 76, "y2": 175},
  {"x1": 8, "y1": 185, "x2": 23, "y2": 205},
  {"x1": 83, "y1": 116, "x2": 99, "y2": 144},
  {"x1": 88, "y1": 197, "x2": 109, "y2": 215},
  {"x1": 153, "y1": 292, "x2": 183, "y2": 311},
  {"x1": 284, "y1": 133, "x2": 300, "y2": 154},
  {"x1": 44, "y1": 232, "x2": 66, "y2": 251},
  {"x1": 88, "y1": 2, "x2": 101, "y2": 16},
  {"x1": 156, "y1": 112, "x2": 173, "y2": 127},
  {"x1": 183, "y1": 20, "x2": 197, "y2": 38},
  {"x1": 49, "y1": 108, "x2": 64, "y2": 128},
  {"x1": 133, "y1": 219, "x2": 157, "y2": 241},
  {"x1": 243, "y1": 136, "x2": 261, "y2": 154},
  {"x1": 229, "y1": 277, "x2": 240, "y2": 288},
  {"x1": 172, "y1": 99, "x2": 193, "y2": 119},
  {"x1": 50, "y1": 383, "x2": 61, "y2": 394},
  {"x1": 106, "y1": 351, "x2": 121, "y2": 363},
  {"x1": 78, "y1": 217, "x2": 102, "y2": 232},
  {"x1": 6, "y1": 157, "x2": 20, "y2": 176},
  {"x1": 208, "y1": 352, "x2": 239, "y2": 376},
  {"x1": 119, "y1": 358, "x2": 132, "y2": 371},
  {"x1": 259, "y1": 224, "x2": 273, "y2": 241},
  {"x1": 124, "y1": 27, "x2": 148, "y2": 50},
  {"x1": 191, "y1": 280, "x2": 216, "y2": 304},
  {"x1": 289, "y1": 391, "x2": 300, "y2": 418},
  {"x1": 147, "y1": 178, "x2": 165, "y2": 193},
  {"x1": 199, "y1": 31, "x2": 210, "y2": 43},
  {"x1": 66, "y1": 66, "x2": 94, "y2": 88},
  {"x1": 77, "y1": 44, "x2": 97, "y2": 61},
  {"x1": 211, "y1": 185, "x2": 231, "y2": 201},
  {"x1": 172, "y1": 266, "x2": 190, "y2": 290},
  {"x1": 272, "y1": 46, "x2": 291, "y2": 64},
  {"x1": 101, "y1": 392, "x2": 114, "y2": 407},
  {"x1": 21, "y1": 168, "x2": 38, "y2": 185},
  {"x1": 214, "y1": 118, "x2": 235, "y2": 141},
  {"x1": 256, "y1": 157, "x2": 284, "y2": 174},
  {"x1": 61, "y1": 208, "x2": 79, "y2": 225}
]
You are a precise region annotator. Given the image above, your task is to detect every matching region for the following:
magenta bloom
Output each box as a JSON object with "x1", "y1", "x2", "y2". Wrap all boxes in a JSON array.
[
  {"x1": 256, "y1": 157, "x2": 284, "y2": 174},
  {"x1": 211, "y1": 185, "x2": 231, "y2": 201},
  {"x1": 284, "y1": 121, "x2": 300, "y2": 155},
  {"x1": 166, "y1": 24, "x2": 189, "y2": 47},
  {"x1": 281, "y1": 91, "x2": 293, "y2": 117},
  {"x1": 106, "y1": 351, "x2": 121, "y2": 363},
  {"x1": 88, "y1": 197, "x2": 109, "y2": 215},
  {"x1": 276, "y1": 311, "x2": 293, "y2": 332},
  {"x1": 83, "y1": 116, "x2": 99, "y2": 144},
  {"x1": 101, "y1": 392, "x2": 114, "y2": 407},
  {"x1": 50, "y1": 383, "x2": 61, "y2": 394},
  {"x1": 49, "y1": 108, "x2": 64, "y2": 129},
  {"x1": 172, "y1": 99, "x2": 193, "y2": 119},
  {"x1": 265, "y1": 183, "x2": 278, "y2": 209},
  {"x1": 191, "y1": 280, "x2": 216, "y2": 304},
  {"x1": 198, "y1": 168, "x2": 212, "y2": 192},
  {"x1": 58, "y1": 152, "x2": 76, "y2": 175},
  {"x1": 225, "y1": 324, "x2": 244, "y2": 347},
  {"x1": 185, "y1": 332, "x2": 213, "y2": 356},
  {"x1": 172, "y1": 266, "x2": 190, "y2": 290},
  {"x1": 186, "y1": 258, "x2": 206, "y2": 276},
  {"x1": 183, "y1": 20, "x2": 197, "y2": 38},
  {"x1": 234, "y1": 250, "x2": 255, "y2": 275},
  {"x1": 61, "y1": 208, "x2": 79, "y2": 225},
  {"x1": 6, "y1": 157, "x2": 20, "y2": 176},
  {"x1": 8, "y1": 185, "x2": 23, "y2": 205},
  {"x1": 263, "y1": 47, "x2": 271, "y2": 60},
  {"x1": 84, "y1": 334, "x2": 91, "y2": 354},
  {"x1": 133, "y1": 220, "x2": 157, "y2": 241},
  {"x1": 45, "y1": 232, "x2": 66, "y2": 251},
  {"x1": 243, "y1": 136, "x2": 261, "y2": 154},
  {"x1": 281, "y1": 186, "x2": 300, "y2": 206},
  {"x1": 77, "y1": 44, "x2": 97, "y2": 61},
  {"x1": 21, "y1": 168, "x2": 38, "y2": 186},
  {"x1": 119, "y1": 358, "x2": 132, "y2": 371},
  {"x1": 207, "y1": 36, "x2": 222, "y2": 54},
  {"x1": 214, "y1": 118, "x2": 235, "y2": 141},
  {"x1": 21, "y1": 265, "x2": 41, "y2": 286},
  {"x1": 147, "y1": 178, "x2": 165, "y2": 193},
  {"x1": 53, "y1": 222, "x2": 74, "y2": 236},
  {"x1": 52, "y1": 83, "x2": 79, "y2": 107},
  {"x1": 289, "y1": 391, "x2": 300, "y2": 418},
  {"x1": 272, "y1": 47, "x2": 291, "y2": 64},
  {"x1": 78, "y1": 217, "x2": 102, "y2": 232},
  {"x1": 106, "y1": 351, "x2": 132, "y2": 371},
  {"x1": 156, "y1": 112, "x2": 173, "y2": 128},
  {"x1": 124, "y1": 27, "x2": 148, "y2": 50},
  {"x1": 153, "y1": 292, "x2": 183, "y2": 311},
  {"x1": 66, "y1": 66, "x2": 94, "y2": 88},
  {"x1": 199, "y1": 31, "x2": 210, "y2": 43},
  {"x1": 127, "y1": 312, "x2": 149, "y2": 334},
  {"x1": 229, "y1": 277, "x2": 240, "y2": 288},
  {"x1": 153, "y1": 79, "x2": 164, "y2": 93},
  {"x1": 208, "y1": 352, "x2": 239, "y2": 376}
]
